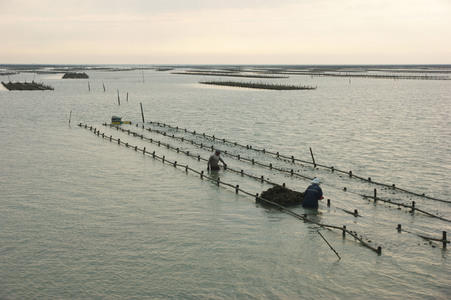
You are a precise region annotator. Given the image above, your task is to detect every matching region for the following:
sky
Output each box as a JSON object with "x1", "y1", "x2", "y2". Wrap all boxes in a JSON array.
[{"x1": 1, "y1": 0, "x2": 450, "y2": 65}]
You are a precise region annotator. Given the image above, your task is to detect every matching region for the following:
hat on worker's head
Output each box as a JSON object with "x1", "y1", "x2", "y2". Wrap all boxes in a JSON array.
[
  {"x1": 215, "y1": 150, "x2": 221, "y2": 154},
  {"x1": 311, "y1": 178, "x2": 321, "y2": 185}
]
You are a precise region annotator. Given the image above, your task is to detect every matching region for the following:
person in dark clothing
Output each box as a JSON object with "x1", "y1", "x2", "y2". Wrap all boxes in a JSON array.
[{"x1": 302, "y1": 178, "x2": 323, "y2": 208}]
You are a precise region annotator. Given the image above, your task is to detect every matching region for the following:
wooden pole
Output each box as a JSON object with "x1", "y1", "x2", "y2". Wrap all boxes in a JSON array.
[
  {"x1": 103, "y1": 83, "x2": 106, "y2": 92},
  {"x1": 117, "y1": 89, "x2": 120, "y2": 105},
  {"x1": 69, "y1": 110, "x2": 72, "y2": 125},
  {"x1": 309, "y1": 147, "x2": 316, "y2": 167},
  {"x1": 318, "y1": 231, "x2": 341, "y2": 259},
  {"x1": 140, "y1": 102, "x2": 145, "y2": 123}
]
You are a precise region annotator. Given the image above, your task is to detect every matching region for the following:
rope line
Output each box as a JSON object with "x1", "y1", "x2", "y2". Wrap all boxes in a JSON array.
[
  {"x1": 397, "y1": 226, "x2": 449, "y2": 247},
  {"x1": 104, "y1": 123, "x2": 312, "y2": 180},
  {"x1": 359, "y1": 194, "x2": 451, "y2": 223},
  {"x1": 144, "y1": 120, "x2": 448, "y2": 203},
  {"x1": 102, "y1": 123, "x2": 297, "y2": 188},
  {"x1": 80, "y1": 123, "x2": 383, "y2": 255}
]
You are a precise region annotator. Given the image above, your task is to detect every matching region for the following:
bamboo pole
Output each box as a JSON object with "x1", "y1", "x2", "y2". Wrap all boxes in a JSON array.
[
  {"x1": 140, "y1": 102, "x2": 145, "y2": 123},
  {"x1": 310, "y1": 147, "x2": 316, "y2": 167},
  {"x1": 318, "y1": 231, "x2": 341, "y2": 259}
]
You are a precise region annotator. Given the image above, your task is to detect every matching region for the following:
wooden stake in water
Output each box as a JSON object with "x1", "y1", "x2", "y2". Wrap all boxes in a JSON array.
[
  {"x1": 310, "y1": 147, "x2": 316, "y2": 168},
  {"x1": 318, "y1": 230, "x2": 341, "y2": 259},
  {"x1": 69, "y1": 110, "x2": 72, "y2": 125},
  {"x1": 103, "y1": 83, "x2": 106, "y2": 92},
  {"x1": 140, "y1": 102, "x2": 145, "y2": 123},
  {"x1": 88, "y1": 81, "x2": 90, "y2": 91},
  {"x1": 117, "y1": 89, "x2": 120, "y2": 105}
]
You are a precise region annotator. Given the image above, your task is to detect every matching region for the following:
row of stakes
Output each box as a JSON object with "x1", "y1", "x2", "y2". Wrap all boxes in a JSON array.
[
  {"x1": 111, "y1": 122, "x2": 449, "y2": 223},
  {"x1": 137, "y1": 123, "x2": 451, "y2": 247},
  {"x1": 146, "y1": 121, "x2": 447, "y2": 203},
  {"x1": 81, "y1": 123, "x2": 386, "y2": 255},
  {"x1": 82, "y1": 123, "x2": 451, "y2": 251}
]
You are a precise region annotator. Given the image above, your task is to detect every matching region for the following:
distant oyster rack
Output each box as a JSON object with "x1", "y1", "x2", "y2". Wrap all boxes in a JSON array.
[
  {"x1": 199, "y1": 79, "x2": 316, "y2": 90},
  {"x1": 1, "y1": 81, "x2": 54, "y2": 91}
]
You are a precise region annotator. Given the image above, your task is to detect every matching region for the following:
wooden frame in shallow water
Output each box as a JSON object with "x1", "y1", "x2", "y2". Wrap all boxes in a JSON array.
[
  {"x1": 199, "y1": 80, "x2": 316, "y2": 90},
  {"x1": 1, "y1": 81, "x2": 54, "y2": 91}
]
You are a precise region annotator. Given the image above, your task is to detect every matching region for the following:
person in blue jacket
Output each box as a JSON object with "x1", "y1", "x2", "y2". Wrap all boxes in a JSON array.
[{"x1": 302, "y1": 178, "x2": 324, "y2": 208}]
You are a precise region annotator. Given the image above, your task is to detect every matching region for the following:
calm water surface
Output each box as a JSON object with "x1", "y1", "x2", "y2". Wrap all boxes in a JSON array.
[{"x1": 0, "y1": 65, "x2": 450, "y2": 299}]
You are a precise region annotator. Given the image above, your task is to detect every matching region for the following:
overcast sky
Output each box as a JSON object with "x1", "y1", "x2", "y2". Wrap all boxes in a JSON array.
[{"x1": 1, "y1": 0, "x2": 450, "y2": 64}]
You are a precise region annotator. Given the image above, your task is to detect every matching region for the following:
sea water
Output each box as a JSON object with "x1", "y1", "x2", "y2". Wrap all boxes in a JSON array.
[{"x1": 0, "y1": 65, "x2": 450, "y2": 299}]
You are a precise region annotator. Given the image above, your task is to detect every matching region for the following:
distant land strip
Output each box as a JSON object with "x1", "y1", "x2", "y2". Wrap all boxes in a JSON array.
[
  {"x1": 173, "y1": 71, "x2": 288, "y2": 79},
  {"x1": 265, "y1": 72, "x2": 450, "y2": 80},
  {"x1": 199, "y1": 80, "x2": 316, "y2": 90}
]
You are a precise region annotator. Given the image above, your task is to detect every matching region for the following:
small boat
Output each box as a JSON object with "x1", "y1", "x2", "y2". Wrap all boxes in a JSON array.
[{"x1": 111, "y1": 116, "x2": 131, "y2": 125}]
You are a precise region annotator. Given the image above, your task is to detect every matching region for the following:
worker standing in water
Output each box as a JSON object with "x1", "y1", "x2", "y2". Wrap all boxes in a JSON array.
[
  {"x1": 302, "y1": 178, "x2": 324, "y2": 208},
  {"x1": 207, "y1": 150, "x2": 227, "y2": 171}
]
